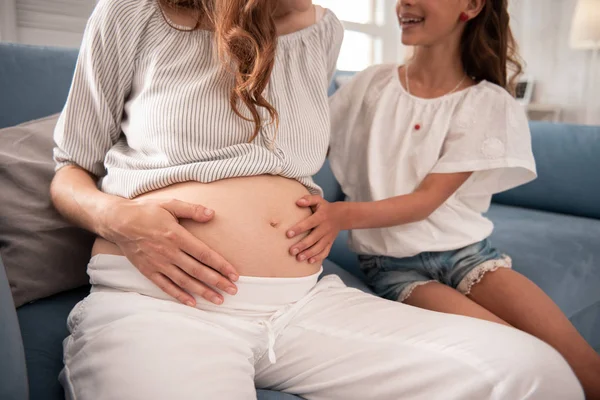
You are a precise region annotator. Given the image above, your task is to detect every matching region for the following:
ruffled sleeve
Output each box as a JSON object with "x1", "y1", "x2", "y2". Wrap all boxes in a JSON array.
[
  {"x1": 431, "y1": 84, "x2": 537, "y2": 196},
  {"x1": 53, "y1": 0, "x2": 152, "y2": 177},
  {"x1": 317, "y1": 9, "x2": 344, "y2": 84}
]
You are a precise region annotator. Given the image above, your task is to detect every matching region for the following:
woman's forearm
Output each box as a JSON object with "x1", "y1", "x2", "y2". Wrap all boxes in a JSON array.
[
  {"x1": 341, "y1": 192, "x2": 436, "y2": 230},
  {"x1": 50, "y1": 165, "x2": 240, "y2": 305},
  {"x1": 50, "y1": 165, "x2": 127, "y2": 239}
]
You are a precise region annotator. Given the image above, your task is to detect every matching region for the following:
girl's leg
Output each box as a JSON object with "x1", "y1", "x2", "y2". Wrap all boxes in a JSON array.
[
  {"x1": 466, "y1": 268, "x2": 600, "y2": 400},
  {"x1": 403, "y1": 281, "x2": 510, "y2": 326},
  {"x1": 255, "y1": 276, "x2": 583, "y2": 400}
]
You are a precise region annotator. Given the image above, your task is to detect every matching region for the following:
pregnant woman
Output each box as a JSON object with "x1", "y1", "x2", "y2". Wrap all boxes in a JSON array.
[{"x1": 50, "y1": 0, "x2": 583, "y2": 399}]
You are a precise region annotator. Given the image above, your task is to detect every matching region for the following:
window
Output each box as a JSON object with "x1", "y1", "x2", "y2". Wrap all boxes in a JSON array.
[
  {"x1": 314, "y1": 0, "x2": 403, "y2": 71},
  {"x1": 316, "y1": 0, "x2": 373, "y2": 24}
]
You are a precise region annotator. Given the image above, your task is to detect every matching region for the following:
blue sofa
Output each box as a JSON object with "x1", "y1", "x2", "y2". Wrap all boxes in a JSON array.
[{"x1": 1, "y1": 43, "x2": 599, "y2": 400}]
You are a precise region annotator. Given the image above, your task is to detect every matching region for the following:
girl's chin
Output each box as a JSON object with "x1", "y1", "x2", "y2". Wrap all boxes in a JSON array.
[
  {"x1": 401, "y1": 31, "x2": 430, "y2": 47},
  {"x1": 401, "y1": 36, "x2": 419, "y2": 46}
]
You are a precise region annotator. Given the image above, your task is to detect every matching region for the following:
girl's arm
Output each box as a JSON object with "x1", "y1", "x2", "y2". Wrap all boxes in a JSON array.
[
  {"x1": 286, "y1": 171, "x2": 472, "y2": 263},
  {"x1": 342, "y1": 171, "x2": 472, "y2": 230}
]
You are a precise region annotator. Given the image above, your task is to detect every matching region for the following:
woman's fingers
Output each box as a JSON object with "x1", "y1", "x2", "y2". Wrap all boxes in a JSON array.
[
  {"x1": 134, "y1": 248, "x2": 230, "y2": 306},
  {"x1": 161, "y1": 263, "x2": 225, "y2": 305},
  {"x1": 149, "y1": 271, "x2": 198, "y2": 307},
  {"x1": 114, "y1": 200, "x2": 238, "y2": 306},
  {"x1": 175, "y1": 225, "x2": 239, "y2": 283},
  {"x1": 173, "y1": 250, "x2": 237, "y2": 296},
  {"x1": 160, "y1": 199, "x2": 215, "y2": 223}
]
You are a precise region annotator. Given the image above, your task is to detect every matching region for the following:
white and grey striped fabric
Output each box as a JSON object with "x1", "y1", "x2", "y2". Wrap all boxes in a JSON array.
[{"x1": 53, "y1": 0, "x2": 343, "y2": 198}]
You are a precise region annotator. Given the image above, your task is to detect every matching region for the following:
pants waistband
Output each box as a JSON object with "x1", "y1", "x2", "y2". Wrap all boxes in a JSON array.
[{"x1": 87, "y1": 254, "x2": 323, "y2": 311}]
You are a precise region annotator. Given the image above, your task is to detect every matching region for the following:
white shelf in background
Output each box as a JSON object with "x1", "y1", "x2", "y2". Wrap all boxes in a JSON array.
[{"x1": 525, "y1": 104, "x2": 562, "y2": 123}]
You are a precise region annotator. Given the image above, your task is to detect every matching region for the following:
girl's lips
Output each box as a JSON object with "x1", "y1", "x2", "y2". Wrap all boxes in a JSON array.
[{"x1": 400, "y1": 17, "x2": 424, "y2": 29}]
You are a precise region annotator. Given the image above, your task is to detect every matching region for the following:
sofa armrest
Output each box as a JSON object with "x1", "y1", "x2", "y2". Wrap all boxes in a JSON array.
[{"x1": 0, "y1": 255, "x2": 29, "y2": 400}]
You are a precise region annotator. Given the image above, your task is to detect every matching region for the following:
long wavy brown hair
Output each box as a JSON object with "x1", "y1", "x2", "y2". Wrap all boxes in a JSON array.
[
  {"x1": 462, "y1": 0, "x2": 523, "y2": 94},
  {"x1": 159, "y1": 0, "x2": 279, "y2": 142}
]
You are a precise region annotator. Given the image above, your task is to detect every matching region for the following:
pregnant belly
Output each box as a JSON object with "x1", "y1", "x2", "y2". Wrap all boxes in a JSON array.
[{"x1": 92, "y1": 175, "x2": 319, "y2": 278}]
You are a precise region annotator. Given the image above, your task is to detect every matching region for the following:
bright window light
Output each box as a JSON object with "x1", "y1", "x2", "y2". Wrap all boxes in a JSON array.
[
  {"x1": 315, "y1": 0, "x2": 402, "y2": 70},
  {"x1": 337, "y1": 31, "x2": 375, "y2": 71},
  {"x1": 314, "y1": 0, "x2": 373, "y2": 24}
]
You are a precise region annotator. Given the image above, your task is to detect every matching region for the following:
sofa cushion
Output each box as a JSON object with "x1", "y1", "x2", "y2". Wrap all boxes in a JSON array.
[
  {"x1": 493, "y1": 122, "x2": 600, "y2": 220},
  {"x1": 18, "y1": 285, "x2": 90, "y2": 400},
  {"x1": 487, "y1": 203, "x2": 600, "y2": 351},
  {"x1": 0, "y1": 115, "x2": 94, "y2": 307},
  {"x1": 17, "y1": 260, "x2": 367, "y2": 400}
]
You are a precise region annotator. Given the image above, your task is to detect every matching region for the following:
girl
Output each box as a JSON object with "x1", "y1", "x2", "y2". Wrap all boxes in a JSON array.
[
  {"x1": 51, "y1": 0, "x2": 582, "y2": 398},
  {"x1": 287, "y1": 0, "x2": 600, "y2": 398}
]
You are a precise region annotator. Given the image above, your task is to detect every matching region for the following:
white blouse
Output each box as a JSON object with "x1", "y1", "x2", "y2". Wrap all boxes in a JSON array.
[
  {"x1": 53, "y1": 0, "x2": 343, "y2": 198},
  {"x1": 329, "y1": 64, "x2": 537, "y2": 258}
]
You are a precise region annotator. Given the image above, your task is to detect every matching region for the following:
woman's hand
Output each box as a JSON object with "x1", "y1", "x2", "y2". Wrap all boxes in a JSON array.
[
  {"x1": 104, "y1": 198, "x2": 239, "y2": 306},
  {"x1": 286, "y1": 196, "x2": 347, "y2": 265}
]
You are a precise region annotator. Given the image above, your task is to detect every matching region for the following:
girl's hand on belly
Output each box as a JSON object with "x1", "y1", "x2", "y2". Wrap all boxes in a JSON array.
[
  {"x1": 286, "y1": 196, "x2": 347, "y2": 265},
  {"x1": 104, "y1": 198, "x2": 239, "y2": 306}
]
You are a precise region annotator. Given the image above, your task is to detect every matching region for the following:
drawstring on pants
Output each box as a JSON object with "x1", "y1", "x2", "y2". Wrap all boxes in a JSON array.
[
  {"x1": 261, "y1": 319, "x2": 278, "y2": 363},
  {"x1": 253, "y1": 275, "x2": 332, "y2": 364},
  {"x1": 258, "y1": 306, "x2": 290, "y2": 364}
]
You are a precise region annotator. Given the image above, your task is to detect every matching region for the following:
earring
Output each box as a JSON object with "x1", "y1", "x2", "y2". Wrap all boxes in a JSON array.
[{"x1": 459, "y1": 12, "x2": 469, "y2": 22}]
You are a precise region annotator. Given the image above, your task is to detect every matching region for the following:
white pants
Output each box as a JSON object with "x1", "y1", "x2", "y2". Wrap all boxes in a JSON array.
[{"x1": 60, "y1": 255, "x2": 583, "y2": 400}]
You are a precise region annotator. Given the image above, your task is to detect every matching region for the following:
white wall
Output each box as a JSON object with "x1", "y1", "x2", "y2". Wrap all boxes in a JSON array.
[
  {"x1": 509, "y1": 0, "x2": 599, "y2": 125},
  {"x1": 0, "y1": 0, "x2": 94, "y2": 48}
]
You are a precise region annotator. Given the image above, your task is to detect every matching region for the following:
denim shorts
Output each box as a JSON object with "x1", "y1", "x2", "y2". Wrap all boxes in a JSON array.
[{"x1": 358, "y1": 239, "x2": 511, "y2": 303}]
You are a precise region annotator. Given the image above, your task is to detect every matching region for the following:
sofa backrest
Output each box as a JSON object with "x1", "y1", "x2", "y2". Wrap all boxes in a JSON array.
[
  {"x1": 493, "y1": 121, "x2": 600, "y2": 220},
  {"x1": 0, "y1": 43, "x2": 78, "y2": 129}
]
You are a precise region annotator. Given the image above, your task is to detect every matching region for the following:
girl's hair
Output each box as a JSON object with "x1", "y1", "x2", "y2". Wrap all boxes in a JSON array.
[
  {"x1": 462, "y1": 0, "x2": 523, "y2": 94},
  {"x1": 159, "y1": 0, "x2": 278, "y2": 142}
]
